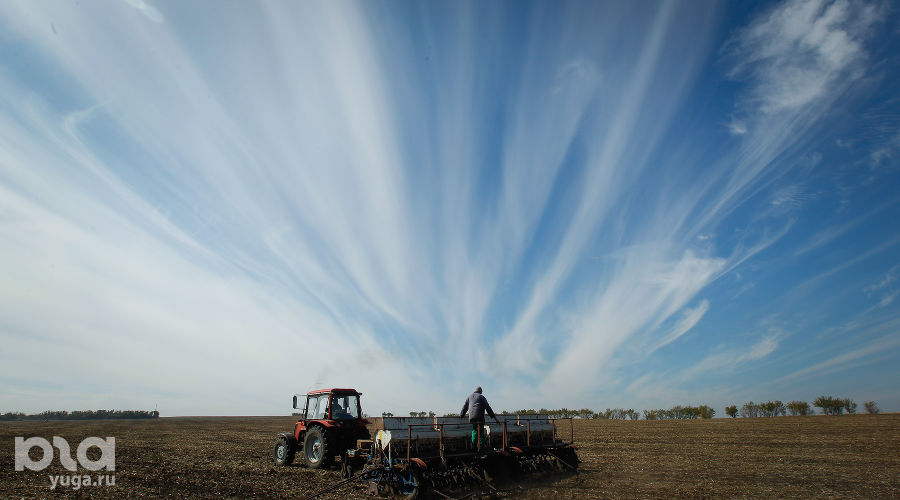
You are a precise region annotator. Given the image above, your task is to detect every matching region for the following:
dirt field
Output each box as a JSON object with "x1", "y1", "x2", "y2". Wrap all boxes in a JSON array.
[{"x1": 1, "y1": 414, "x2": 898, "y2": 499}]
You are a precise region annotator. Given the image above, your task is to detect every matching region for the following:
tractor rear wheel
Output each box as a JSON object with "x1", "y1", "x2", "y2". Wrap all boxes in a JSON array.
[
  {"x1": 273, "y1": 435, "x2": 295, "y2": 466},
  {"x1": 303, "y1": 426, "x2": 333, "y2": 469}
]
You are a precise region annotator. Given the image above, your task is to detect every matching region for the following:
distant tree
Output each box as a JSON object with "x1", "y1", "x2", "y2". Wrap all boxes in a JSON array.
[
  {"x1": 759, "y1": 400, "x2": 785, "y2": 417},
  {"x1": 725, "y1": 405, "x2": 738, "y2": 418},
  {"x1": 864, "y1": 401, "x2": 879, "y2": 415},
  {"x1": 787, "y1": 401, "x2": 812, "y2": 416},
  {"x1": 382, "y1": 412, "x2": 394, "y2": 417},
  {"x1": 697, "y1": 405, "x2": 716, "y2": 419},
  {"x1": 814, "y1": 396, "x2": 832, "y2": 415},
  {"x1": 843, "y1": 399, "x2": 857, "y2": 415},
  {"x1": 740, "y1": 402, "x2": 759, "y2": 418},
  {"x1": 625, "y1": 409, "x2": 640, "y2": 420},
  {"x1": 507, "y1": 409, "x2": 537, "y2": 415},
  {"x1": 604, "y1": 408, "x2": 629, "y2": 420},
  {"x1": 643, "y1": 409, "x2": 659, "y2": 421},
  {"x1": 814, "y1": 396, "x2": 846, "y2": 416},
  {"x1": 428, "y1": 411, "x2": 435, "y2": 418}
]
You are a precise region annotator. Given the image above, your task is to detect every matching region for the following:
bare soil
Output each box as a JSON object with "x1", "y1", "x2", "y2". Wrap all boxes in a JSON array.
[{"x1": 1, "y1": 414, "x2": 898, "y2": 499}]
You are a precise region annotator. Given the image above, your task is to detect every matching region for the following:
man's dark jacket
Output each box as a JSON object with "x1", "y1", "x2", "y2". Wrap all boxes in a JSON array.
[{"x1": 460, "y1": 392, "x2": 496, "y2": 422}]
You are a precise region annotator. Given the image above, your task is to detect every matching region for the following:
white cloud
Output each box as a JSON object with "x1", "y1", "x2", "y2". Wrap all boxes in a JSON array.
[
  {"x1": 864, "y1": 264, "x2": 899, "y2": 293},
  {"x1": 0, "y1": 1, "x2": 452, "y2": 414},
  {"x1": 680, "y1": 334, "x2": 781, "y2": 382},
  {"x1": 727, "y1": 0, "x2": 880, "y2": 113},
  {"x1": 728, "y1": 120, "x2": 749, "y2": 135},
  {"x1": 122, "y1": 0, "x2": 164, "y2": 23},
  {"x1": 877, "y1": 291, "x2": 897, "y2": 308},
  {"x1": 536, "y1": 250, "x2": 726, "y2": 398},
  {"x1": 871, "y1": 129, "x2": 900, "y2": 166},
  {"x1": 777, "y1": 331, "x2": 900, "y2": 382},
  {"x1": 651, "y1": 299, "x2": 711, "y2": 352},
  {"x1": 738, "y1": 335, "x2": 780, "y2": 362},
  {"x1": 794, "y1": 200, "x2": 896, "y2": 256}
]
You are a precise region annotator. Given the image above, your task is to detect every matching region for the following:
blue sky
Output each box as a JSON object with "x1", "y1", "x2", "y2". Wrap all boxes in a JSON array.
[{"x1": 1, "y1": 0, "x2": 898, "y2": 416}]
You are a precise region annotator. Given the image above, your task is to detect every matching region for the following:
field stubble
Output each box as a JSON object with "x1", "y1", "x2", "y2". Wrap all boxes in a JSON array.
[{"x1": 0, "y1": 414, "x2": 897, "y2": 499}]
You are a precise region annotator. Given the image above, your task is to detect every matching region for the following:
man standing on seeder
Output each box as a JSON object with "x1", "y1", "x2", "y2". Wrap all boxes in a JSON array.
[{"x1": 460, "y1": 386, "x2": 500, "y2": 449}]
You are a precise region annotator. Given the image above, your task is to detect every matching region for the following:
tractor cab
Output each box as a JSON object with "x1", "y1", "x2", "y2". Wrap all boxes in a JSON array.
[{"x1": 294, "y1": 389, "x2": 361, "y2": 421}]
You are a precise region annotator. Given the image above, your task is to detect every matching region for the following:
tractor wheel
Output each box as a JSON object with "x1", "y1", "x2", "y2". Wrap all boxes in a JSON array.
[
  {"x1": 303, "y1": 426, "x2": 333, "y2": 469},
  {"x1": 273, "y1": 435, "x2": 295, "y2": 466}
]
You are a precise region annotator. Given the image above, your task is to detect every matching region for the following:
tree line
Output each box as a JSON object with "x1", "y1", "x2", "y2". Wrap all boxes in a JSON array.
[
  {"x1": 724, "y1": 397, "x2": 879, "y2": 417},
  {"x1": 642, "y1": 405, "x2": 716, "y2": 420},
  {"x1": 393, "y1": 397, "x2": 881, "y2": 421},
  {"x1": 0, "y1": 410, "x2": 160, "y2": 421},
  {"x1": 394, "y1": 406, "x2": 715, "y2": 420}
]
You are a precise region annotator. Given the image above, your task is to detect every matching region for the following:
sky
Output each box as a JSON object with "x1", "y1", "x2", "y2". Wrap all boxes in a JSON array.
[{"x1": 1, "y1": 0, "x2": 899, "y2": 417}]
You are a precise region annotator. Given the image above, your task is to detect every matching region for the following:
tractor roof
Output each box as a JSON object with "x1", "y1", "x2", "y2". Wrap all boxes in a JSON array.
[{"x1": 307, "y1": 388, "x2": 360, "y2": 395}]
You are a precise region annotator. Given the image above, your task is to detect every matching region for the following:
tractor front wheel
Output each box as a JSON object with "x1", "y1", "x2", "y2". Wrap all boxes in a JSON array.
[
  {"x1": 303, "y1": 426, "x2": 333, "y2": 469},
  {"x1": 273, "y1": 435, "x2": 295, "y2": 466}
]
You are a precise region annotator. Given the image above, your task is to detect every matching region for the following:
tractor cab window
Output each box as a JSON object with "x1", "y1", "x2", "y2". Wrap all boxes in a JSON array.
[
  {"x1": 307, "y1": 395, "x2": 328, "y2": 419},
  {"x1": 330, "y1": 394, "x2": 359, "y2": 420}
]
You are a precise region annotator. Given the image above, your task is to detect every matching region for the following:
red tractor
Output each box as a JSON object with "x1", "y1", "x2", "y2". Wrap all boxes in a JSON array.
[{"x1": 273, "y1": 388, "x2": 370, "y2": 469}]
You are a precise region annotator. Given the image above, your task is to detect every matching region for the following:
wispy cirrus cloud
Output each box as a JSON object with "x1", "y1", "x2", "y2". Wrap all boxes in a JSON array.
[
  {"x1": 776, "y1": 326, "x2": 900, "y2": 383},
  {"x1": 0, "y1": 0, "x2": 896, "y2": 415},
  {"x1": 726, "y1": 0, "x2": 880, "y2": 113},
  {"x1": 865, "y1": 264, "x2": 900, "y2": 292},
  {"x1": 686, "y1": 335, "x2": 781, "y2": 381},
  {"x1": 650, "y1": 299, "x2": 711, "y2": 353}
]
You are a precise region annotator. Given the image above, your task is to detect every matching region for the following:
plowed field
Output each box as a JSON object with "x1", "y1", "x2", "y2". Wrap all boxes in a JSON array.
[{"x1": 1, "y1": 414, "x2": 898, "y2": 498}]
